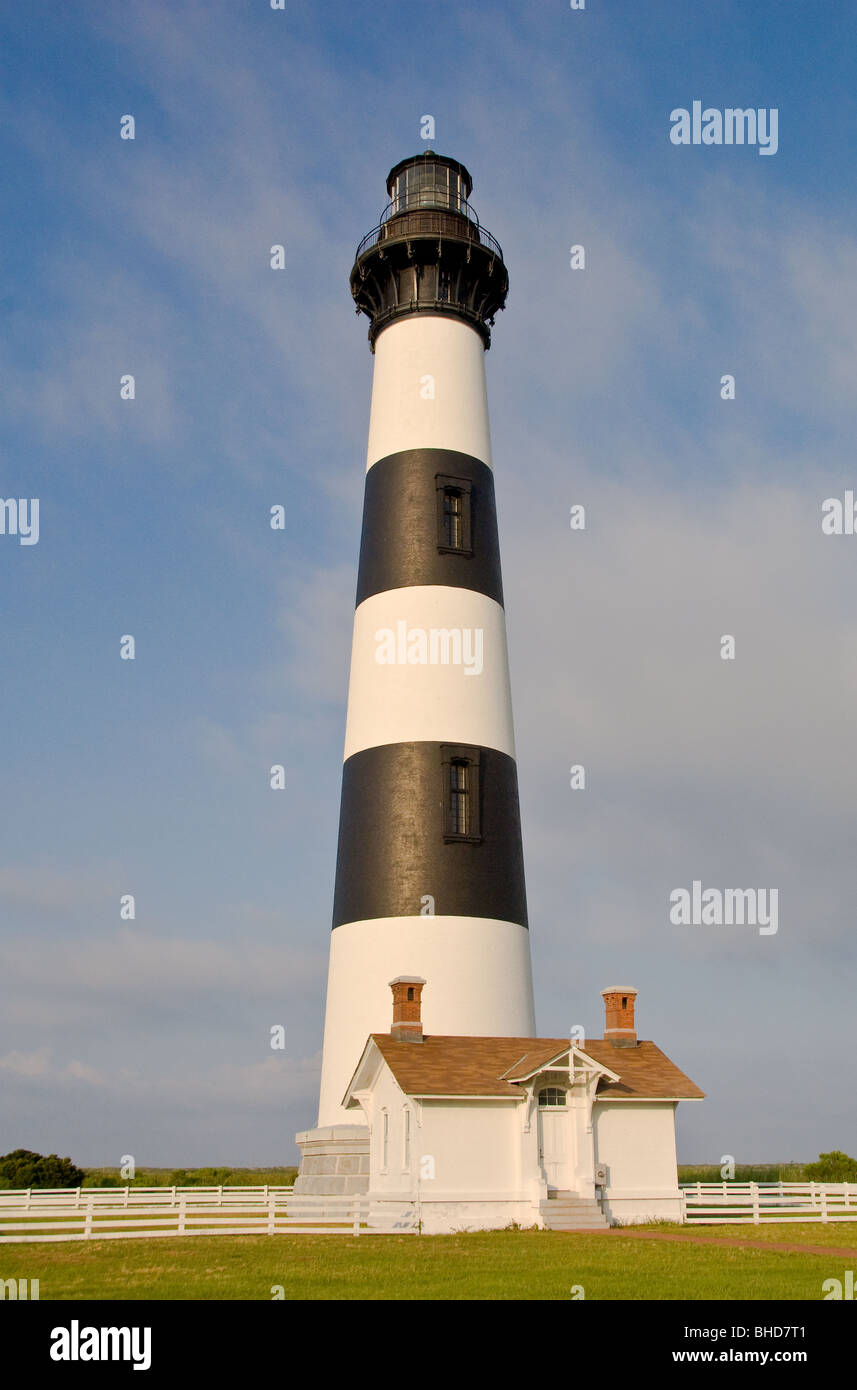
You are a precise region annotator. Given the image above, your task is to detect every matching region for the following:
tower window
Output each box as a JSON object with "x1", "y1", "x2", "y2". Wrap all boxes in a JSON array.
[
  {"x1": 441, "y1": 745, "x2": 481, "y2": 842},
  {"x1": 449, "y1": 760, "x2": 469, "y2": 835},
  {"x1": 436, "y1": 475, "x2": 473, "y2": 555},
  {"x1": 407, "y1": 986, "x2": 414, "y2": 1002},
  {"x1": 443, "y1": 489, "x2": 463, "y2": 548}
]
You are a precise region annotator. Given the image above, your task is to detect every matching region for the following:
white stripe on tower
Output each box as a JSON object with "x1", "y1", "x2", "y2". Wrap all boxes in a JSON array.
[
  {"x1": 343, "y1": 586, "x2": 515, "y2": 760},
  {"x1": 366, "y1": 316, "x2": 492, "y2": 468},
  {"x1": 317, "y1": 152, "x2": 536, "y2": 1127}
]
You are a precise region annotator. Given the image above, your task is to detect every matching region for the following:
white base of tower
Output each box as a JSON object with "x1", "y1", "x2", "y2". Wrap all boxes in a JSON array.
[
  {"x1": 293, "y1": 1125, "x2": 370, "y2": 1196},
  {"x1": 317, "y1": 915, "x2": 536, "y2": 1127}
]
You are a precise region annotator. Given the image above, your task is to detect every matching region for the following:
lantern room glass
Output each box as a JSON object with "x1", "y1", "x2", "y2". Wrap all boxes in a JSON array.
[{"x1": 390, "y1": 162, "x2": 465, "y2": 215}]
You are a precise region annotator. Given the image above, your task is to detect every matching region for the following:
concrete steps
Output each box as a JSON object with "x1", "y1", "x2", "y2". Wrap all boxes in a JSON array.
[{"x1": 540, "y1": 1194, "x2": 610, "y2": 1231}]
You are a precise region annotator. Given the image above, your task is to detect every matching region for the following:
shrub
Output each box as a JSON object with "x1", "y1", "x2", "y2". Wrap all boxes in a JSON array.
[
  {"x1": 0, "y1": 1149, "x2": 85, "y2": 1190},
  {"x1": 804, "y1": 1151, "x2": 857, "y2": 1182},
  {"x1": 167, "y1": 1168, "x2": 233, "y2": 1187}
]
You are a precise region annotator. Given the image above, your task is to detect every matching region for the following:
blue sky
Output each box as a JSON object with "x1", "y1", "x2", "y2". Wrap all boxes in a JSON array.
[{"x1": 2, "y1": 0, "x2": 856, "y2": 1167}]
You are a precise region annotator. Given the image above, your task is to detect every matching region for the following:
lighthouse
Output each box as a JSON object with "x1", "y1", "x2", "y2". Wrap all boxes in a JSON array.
[
  {"x1": 291, "y1": 154, "x2": 705, "y2": 1219},
  {"x1": 309, "y1": 151, "x2": 536, "y2": 1145}
]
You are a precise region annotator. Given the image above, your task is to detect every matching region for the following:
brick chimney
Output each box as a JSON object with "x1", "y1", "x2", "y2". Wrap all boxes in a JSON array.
[
  {"x1": 389, "y1": 976, "x2": 426, "y2": 1043},
  {"x1": 601, "y1": 986, "x2": 638, "y2": 1047}
]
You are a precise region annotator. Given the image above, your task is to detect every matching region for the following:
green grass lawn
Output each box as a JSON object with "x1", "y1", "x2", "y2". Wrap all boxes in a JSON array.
[
  {"x1": 636, "y1": 1220, "x2": 857, "y2": 1247},
  {"x1": 2, "y1": 1225, "x2": 852, "y2": 1300}
]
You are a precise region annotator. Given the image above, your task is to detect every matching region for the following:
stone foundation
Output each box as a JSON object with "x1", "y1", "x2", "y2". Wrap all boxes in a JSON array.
[{"x1": 294, "y1": 1125, "x2": 370, "y2": 1195}]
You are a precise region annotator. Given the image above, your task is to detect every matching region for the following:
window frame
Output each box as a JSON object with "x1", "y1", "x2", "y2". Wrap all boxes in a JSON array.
[
  {"x1": 441, "y1": 744, "x2": 482, "y2": 843},
  {"x1": 435, "y1": 474, "x2": 473, "y2": 557},
  {"x1": 402, "y1": 1107, "x2": 411, "y2": 1172}
]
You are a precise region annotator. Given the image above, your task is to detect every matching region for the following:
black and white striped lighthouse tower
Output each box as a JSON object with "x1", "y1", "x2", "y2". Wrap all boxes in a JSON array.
[{"x1": 315, "y1": 151, "x2": 536, "y2": 1132}]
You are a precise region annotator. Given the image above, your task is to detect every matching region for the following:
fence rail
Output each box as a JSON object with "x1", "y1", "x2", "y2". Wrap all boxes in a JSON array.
[
  {"x1": 0, "y1": 1187, "x2": 418, "y2": 1242},
  {"x1": 0, "y1": 1186, "x2": 293, "y2": 1208},
  {"x1": 7, "y1": 1182, "x2": 852, "y2": 1240},
  {"x1": 680, "y1": 1181, "x2": 857, "y2": 1224}
]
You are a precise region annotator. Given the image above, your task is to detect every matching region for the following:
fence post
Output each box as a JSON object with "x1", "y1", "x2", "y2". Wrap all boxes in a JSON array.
[
  {"x1": 218, "y1": 1185, "x2": 223, "y2": 1208},
  {"x1": 821, "y1": 1188, "x2": 828, "y2": 1224},
  {"x1": 84, "y1": 1195, "x2": 93, "y2": 1240},
  {"x1": 680, "y1": 1188, "x2": 687, "y2": 1224},
  {"x1": 178, "y1": 1198, "x2": 186, "y2": 1235},
  {"x1": 25, "y1": 1189, "x2": 31, "y2": 1212},
  {"x1": 123, "y1": 1187, "x2": 129, "y2": 1208},
  {"x1": 751, "y1": 1183, "x2": 759, "y2": 1225},
  {"x1": 267, "y1": 1198, "x2": 276, "y2": 1236},
  {"x1": 846, "y1": 1183, "x2": 852, "y2": 1211}
]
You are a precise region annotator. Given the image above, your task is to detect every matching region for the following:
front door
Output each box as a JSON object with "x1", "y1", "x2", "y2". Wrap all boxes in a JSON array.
[{"x1": 537, "y1": 1087, "x2": 571, "y2": 1189}]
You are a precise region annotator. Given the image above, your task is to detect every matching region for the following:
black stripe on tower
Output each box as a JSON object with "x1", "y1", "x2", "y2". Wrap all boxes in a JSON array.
[
  {"x1": 331, "y1": 742, "x2": 528, "y2": 929},
  {"x1": 356, "y1": 449, "x2": 503, "y2": 607}
]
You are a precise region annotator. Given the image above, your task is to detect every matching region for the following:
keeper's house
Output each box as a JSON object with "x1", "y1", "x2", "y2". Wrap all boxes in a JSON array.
[{"x1": 341, "y1": 979, "x2": 704, "y2": 1233}]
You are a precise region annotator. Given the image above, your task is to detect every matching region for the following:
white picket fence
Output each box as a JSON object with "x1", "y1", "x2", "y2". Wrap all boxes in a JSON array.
[
  {"x1": 680, "y1": 1181, "x2": 857, "y2": 1224},
  {"x1": 6, "y1": 1181, "x2": 853, "y2": 1239},
  {"x1": 0, "y1": 1186, "x2": 418, "y2": 1243}
]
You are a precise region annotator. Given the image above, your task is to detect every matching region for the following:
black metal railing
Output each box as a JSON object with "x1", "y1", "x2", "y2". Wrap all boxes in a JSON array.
[{"x1": 355, "y1": 200, "x2": 503, "y2": 262}]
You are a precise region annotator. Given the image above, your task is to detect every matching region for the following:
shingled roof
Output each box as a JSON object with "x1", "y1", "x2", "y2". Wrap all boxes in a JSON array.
[{"x1": 366, "y1": 1034, "x2": 704, "y2": 1101}]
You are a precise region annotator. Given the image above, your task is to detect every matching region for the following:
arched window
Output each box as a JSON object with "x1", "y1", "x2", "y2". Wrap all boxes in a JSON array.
[{"x1": 537, "y1": 1087, "x2": 566, "y2": 1108}]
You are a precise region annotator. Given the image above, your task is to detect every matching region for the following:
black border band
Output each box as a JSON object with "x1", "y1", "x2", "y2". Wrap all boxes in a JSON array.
[
  {"x1": 332, "y1": 741, "x2": 528, "y2": 929},
  {"x1": 356, "y1": 449, "x2": 504, "y2": 608}
]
